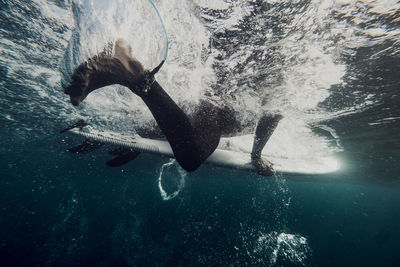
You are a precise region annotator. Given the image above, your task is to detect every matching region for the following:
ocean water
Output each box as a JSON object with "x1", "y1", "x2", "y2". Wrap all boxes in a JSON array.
[{"x1": 1, "y1": 0, "x2": 399, "y2": 266}]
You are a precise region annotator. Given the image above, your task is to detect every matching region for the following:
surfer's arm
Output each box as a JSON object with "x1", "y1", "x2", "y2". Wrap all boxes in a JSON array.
[
  {"x1": 131, "y1": 81, "x2": 220, "y2": 172},
  {"x1": 64, "y1": 39, "x2": 221, "y2": 172},
  {"x1": 251, "y1": 113, "x2": 282, "y2": 176}
]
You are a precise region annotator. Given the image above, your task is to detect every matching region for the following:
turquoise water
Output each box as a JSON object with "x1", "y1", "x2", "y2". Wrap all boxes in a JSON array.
[{"x1": 1, "y1": 0, "x2": 399, "y2": 266}]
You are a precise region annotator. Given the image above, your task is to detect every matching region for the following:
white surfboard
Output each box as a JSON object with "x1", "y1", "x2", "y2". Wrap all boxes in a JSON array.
[{"x1": 68, "y1": 126, "x2": 339, "y2": 175}]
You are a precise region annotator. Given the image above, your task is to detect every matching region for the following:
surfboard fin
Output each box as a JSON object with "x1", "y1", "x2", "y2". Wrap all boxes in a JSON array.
[
  {"x1": 106, "y1": 148, "x2": 140, "y2": 167},
  {"x1": 68, "y1": 139, "x2": 104, "y2": 154}
]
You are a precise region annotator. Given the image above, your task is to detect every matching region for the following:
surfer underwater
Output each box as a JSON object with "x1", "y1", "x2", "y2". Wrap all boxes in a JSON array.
[{"x1": 64, "y1": 39, "x2": 282, "y2": 176}]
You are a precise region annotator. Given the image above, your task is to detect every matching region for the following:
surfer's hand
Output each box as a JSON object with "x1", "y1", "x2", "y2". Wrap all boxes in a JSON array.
[
  {"x1": 64, "y1": 39, "x2": 145, "y2": 106},
  {"x1": 251, "y1": 156, "x2": 275, "y2": 176},
  {"x1": 64, "y1": 55, "x2": 138, "y2": 106}
]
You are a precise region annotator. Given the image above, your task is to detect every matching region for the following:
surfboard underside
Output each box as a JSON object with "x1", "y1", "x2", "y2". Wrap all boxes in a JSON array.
[{"x1": 68, "y1": 127, "x2": 339, "y2": 175}]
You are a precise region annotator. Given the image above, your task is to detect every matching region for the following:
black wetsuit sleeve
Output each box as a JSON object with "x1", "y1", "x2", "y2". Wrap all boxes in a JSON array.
[{"x1": 138, "y1": 81, "x2": 220, "y2": 171}]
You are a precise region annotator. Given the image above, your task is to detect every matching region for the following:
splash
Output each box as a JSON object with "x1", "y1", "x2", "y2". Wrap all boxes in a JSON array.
[
  {"x1": 1, "y1": 0, "x2": 397, "y2": 159},
  {"x1": 57, "y1": 0, "x2": 215, "y2": 132},
  {"x1": 157, "y1": 159, "x2": 186, "y2": 201}
]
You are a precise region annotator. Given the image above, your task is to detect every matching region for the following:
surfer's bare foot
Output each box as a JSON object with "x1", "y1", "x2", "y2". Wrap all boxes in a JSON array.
[
  {"x1": 251, "y1": 156, "x2": 275, "y2": 176},
  {"x1": 64, "y1": 39, "x2": 145, "y2": 106}
]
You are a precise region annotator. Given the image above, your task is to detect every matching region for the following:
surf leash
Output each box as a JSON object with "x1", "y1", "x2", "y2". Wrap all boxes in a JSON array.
[
  {"x1": 148, "y1": 0, "x2": 168, "y2": 63},
  {"x1": 148, "y1": 0, "x2": 168, "y2": 75}
]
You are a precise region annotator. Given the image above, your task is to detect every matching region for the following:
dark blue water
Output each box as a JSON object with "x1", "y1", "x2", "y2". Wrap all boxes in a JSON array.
[{"x1": 1, "y1": 0, "x2": 399, "y2": 266}]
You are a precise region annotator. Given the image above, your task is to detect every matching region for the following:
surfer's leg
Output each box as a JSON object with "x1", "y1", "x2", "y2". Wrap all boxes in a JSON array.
[
  {"x1": 251, "y1": 113, "x2": 283, "y2": 176},
  {"x1": 251, "y1": 113, "x2": 282, "y2": 158},
  {"x1": 138, "y1": 83, "x2": 221, "y2": 171}
]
